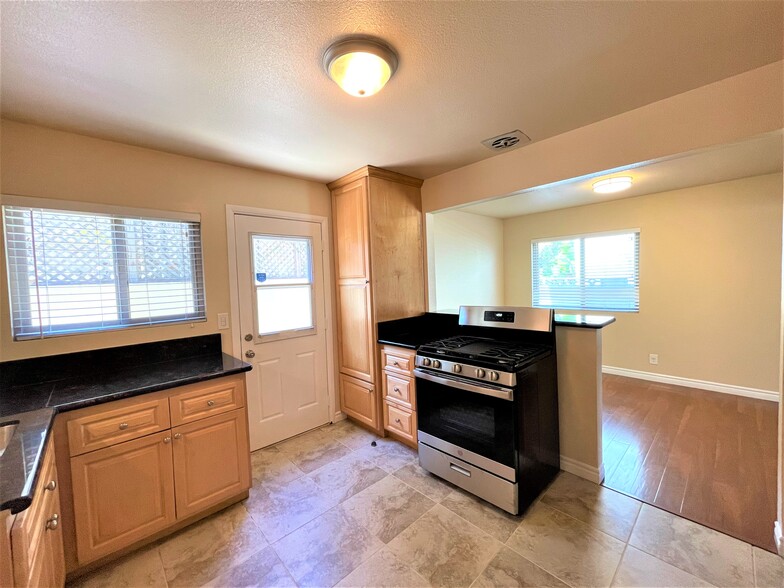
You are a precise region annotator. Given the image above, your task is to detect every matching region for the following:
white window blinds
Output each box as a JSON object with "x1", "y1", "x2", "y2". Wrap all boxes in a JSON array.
[
  {"x1": 3, "y1": 200, "x2": 206, "y2": 340},
  {"x1": 532, "y1": 230, "x2": 639, "y2": 312}
]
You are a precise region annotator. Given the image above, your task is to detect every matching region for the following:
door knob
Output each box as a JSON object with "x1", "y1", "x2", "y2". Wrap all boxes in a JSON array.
[
  {"x1": 244, "y1": 334, "x2": 253, "y2": 341},
  {"x1": 245, "y1": 350, "x2": 256, "y2": 359}
]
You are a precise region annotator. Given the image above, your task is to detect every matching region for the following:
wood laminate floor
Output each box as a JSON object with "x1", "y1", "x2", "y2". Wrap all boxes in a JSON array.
[{"x1": 602, "y1": 374, "x2": 779, "y2": 552}]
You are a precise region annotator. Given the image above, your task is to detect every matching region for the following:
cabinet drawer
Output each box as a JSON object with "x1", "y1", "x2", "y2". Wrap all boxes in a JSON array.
[
  {"x1": 382, "y1": 347, "x2": 416, "y2": 376},
  {"x1": 383, "y1": 401, "x2": 416, "y2": 443},
  {"x1": 11, "y1": 439, "x2": 61, "y2": 587},
  {"x1": 170, "y1": 376, "x2": 245, "y2": 426},
  {"x1": 383, "y1": 372, "x2": 414, "y2": 408},
  {"x1": 68, "y1": 397, "x2": 170, "y2": 457}
]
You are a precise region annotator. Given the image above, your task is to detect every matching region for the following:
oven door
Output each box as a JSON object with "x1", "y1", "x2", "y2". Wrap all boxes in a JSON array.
[{"x1": 415, "y1": 368, "x2": 517, "y2": 473}]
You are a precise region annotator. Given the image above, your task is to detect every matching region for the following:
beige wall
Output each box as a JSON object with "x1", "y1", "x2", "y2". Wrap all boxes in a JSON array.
[
  {"x1": 0, "y1": 120, "x2": 332, "y2": 361},
  {"x1": 422, "y1": 62, "x2": 783, "y2": 213},
  {"x1": 504, "y1": 173, "x2": 783, "y2": 392},
  {"x1": 430, "y1": 210, "x2": 504, "y2": 312}
]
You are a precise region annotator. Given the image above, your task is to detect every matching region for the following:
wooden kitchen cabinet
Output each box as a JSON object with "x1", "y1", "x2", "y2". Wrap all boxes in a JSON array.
[
  {"x1": 171, "y1": 409, "x2": 250, "y2": 520},
  {"x1": 380, "y1": 344, "x2": 418, "y2": 447},
  {"x1": 70, "y1": 430, "x2": 176, "y2": 564},
  {"x1": 10, "y1": 438, "x2": 65, "y2": 587},
  {"x1": 54, "y1": 374, "x2": 251, "y2": 575},
  {"x1": 329, "y1": 166, "x2": 426, "y2": 434}
]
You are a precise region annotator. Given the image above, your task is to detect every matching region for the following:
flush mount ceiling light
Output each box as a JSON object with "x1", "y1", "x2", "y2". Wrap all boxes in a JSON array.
[
  {"x1": 592, "y1": 176, "x2": 633, "y2": 194},
  {"x1": 323, "y1": 35, "x2": 398, "y2": 97}
]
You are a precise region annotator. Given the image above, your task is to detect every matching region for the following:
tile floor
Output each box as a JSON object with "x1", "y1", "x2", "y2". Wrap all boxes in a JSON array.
[{"x1": 69, "y1": 420, "x2": 784, "y2": 588}]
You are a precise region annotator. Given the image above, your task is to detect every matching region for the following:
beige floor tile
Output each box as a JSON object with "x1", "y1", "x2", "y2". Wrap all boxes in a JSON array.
[
  {"x1": 307, "y1": 450, "x2": 388, "y2": 502},
  {"x1": 506, "y1": 501, "x2": 625, "y2": 588},
  {"x1": 354, "y1": 437, "x2": 418, "y2": 473},
  {"x1": 250, "y1": 446, "x2": 304, "y2": 486},
  {"x1": 611, "y1": 546, "x2": 714, "y2": 587},
  {"x1": 441, "y1": 488, "x2": 522, "y2": 542},
  {"x1": 541, "y1": 472, "x2": 642, "y2": 541},
  {"x1": 275, "y1": 427, "x2": 353, "y2": 473},
  {"x1": 336, "y1": 547, "x2": 431, "y2": 588},
  {"x1": 204, "y1": 545, "x2": 297, "y2": 588},
  {"x1": 340, "y1": 475, "x2": 436, "y2": 543},
  {"x1": 753, "y1": 546, "x2": 784, "y2": 588},
  {"x1": 322, "y1": 419, "x2": 380, "y2": 451},
  {"x1": 273, "y1": 506, "x2": 384, "y2": 587},
  {"x1": 245, "y1": 474, "x2": 341, "y2": 542},
  {"x1": 386, "y1": 503, "x2": 502, "y2": 588},
  {"x1": 67, "y1": 546, "x2": 166, "y2": 588},
  {"x1": 629, "y1": 505, "x2": 754, "y2": 588},
  {"x1": 393, "y1": 462, "x2": 455, "y2": 502},
  {"x1": 158, "y1": 503, "x2": 267, "y2": 587},
  {"x1": 471, "y1": 546, "x2": 569, "y2": 588}
]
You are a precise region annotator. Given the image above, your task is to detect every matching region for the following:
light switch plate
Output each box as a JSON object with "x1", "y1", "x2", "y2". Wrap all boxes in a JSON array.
[{"x1": 217, "y1": 313, "x2": 229, "y2": 330}]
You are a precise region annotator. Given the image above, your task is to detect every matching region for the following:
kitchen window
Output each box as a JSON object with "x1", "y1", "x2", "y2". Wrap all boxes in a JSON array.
[
  {"x1": 2, "y1": 197, "x2": 206, "y2": 340},
  {"x1": 532, "y1": 229, "x2": 639, "y2": 312}
]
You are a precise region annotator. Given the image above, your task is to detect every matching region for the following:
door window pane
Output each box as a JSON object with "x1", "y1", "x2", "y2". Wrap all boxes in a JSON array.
[{"x1": 252, "y1": 235, "x2": 314, "y2": 336}]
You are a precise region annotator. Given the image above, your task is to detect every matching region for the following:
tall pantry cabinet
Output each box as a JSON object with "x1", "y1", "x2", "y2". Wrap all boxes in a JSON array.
[{"x1": 328, "y1": 166, "x2": 426, "y2": 434}]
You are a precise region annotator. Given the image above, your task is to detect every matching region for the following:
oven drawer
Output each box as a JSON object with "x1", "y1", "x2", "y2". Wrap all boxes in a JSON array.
[
  {"x1": 383, "y1": 372, "x2": 414, "y2": 408},
  {"x1": 384, "y1": 402, "x2": 416, "y2": 442},
  {"x1": 418, "y1": 441, "x2": 518, "y2": 515}
]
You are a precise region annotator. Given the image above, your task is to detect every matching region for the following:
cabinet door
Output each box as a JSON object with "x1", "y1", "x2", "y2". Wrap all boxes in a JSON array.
[
  {"x1": 332, "y1": 178, "x2": 370, "y2": 281},
  {"x1": 339, "y1": 374, "x2": 377, "y2": 429},
  {"x1": 171, "y1": 409, "x2": 251, "y2": 520},
  {"x1": 337, "y1": 281, "x2": 375, "y2": 382},
  {"x1": 70, "y1": 431, "x2": 176, "y2": 564}
]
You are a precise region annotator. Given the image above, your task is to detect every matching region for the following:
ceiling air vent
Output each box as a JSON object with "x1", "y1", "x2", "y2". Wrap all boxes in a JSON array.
[{"x1": 481, "y1": 130, "x2": 531, "y2": 151}]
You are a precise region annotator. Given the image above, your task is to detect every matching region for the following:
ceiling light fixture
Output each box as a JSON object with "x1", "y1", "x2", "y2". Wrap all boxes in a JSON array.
[
  {"x1": 323, "y1": 35, "x2": 398, "y2": 98},
  {"x1": 592, "y1": 176, "x2": 633, "y2": 194}
]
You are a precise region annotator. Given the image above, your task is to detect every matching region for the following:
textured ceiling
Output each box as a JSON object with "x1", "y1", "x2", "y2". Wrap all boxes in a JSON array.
[
  {"x1": 456, "y1": 132, "x2": 784, "y2": 219},
  {"x1": 1, "y1": 1, "x2": 782, "y2": 183}
]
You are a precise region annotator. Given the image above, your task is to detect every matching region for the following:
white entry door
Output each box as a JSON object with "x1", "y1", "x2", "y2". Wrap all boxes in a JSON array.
[{"x1": 234, "y1": 214, "x2": 330, "y2": 449}]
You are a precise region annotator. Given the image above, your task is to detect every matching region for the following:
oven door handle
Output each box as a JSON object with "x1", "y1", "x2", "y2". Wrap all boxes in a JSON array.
[{"x1": 414, "y1": 369, "x2": 514, "y2": 401}]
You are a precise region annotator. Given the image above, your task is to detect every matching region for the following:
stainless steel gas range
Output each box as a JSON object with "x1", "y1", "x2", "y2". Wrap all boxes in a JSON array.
[{"x1": 414, "y1": 306, "x2": 559, "y2": 515}]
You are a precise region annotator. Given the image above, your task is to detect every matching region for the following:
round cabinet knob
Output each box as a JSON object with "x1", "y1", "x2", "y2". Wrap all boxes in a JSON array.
[
  {"x1": 432, "y1": 360, "x2": 442, "y2": 369},
  {"x1": 476, "y1": 368, "x2": 486, "y2": 378},
  {"x1": 207, "y1": 400, "x2": 215, "y2": 407},
  {"x1": 452, "y1": 365, "x2": 462, "y2": 373},
  {"x1": 46, "y1": 514, "x2": 59, "y2": 531},
  {"x1": 422, "y1": 358, "x2": 432, "y2": 367},
  {"x1": 163, "y1": 436, "x2": 172, "y2": 444},
  {"x1": 118, "y1": 422, "x2": 129, "y2": 430},
  {"x1": 395, "y1": 418, "x2": 401, "y2": 424},
  {"x1": 45, "y1": 480, "x2": 57, "y2": 492},
  {"x1": 393, "y1": 387, "x2": 401, "y2": 393},
  {"x1": 174, "y1": 433, "x2": 183, "y2": 440},
  {"x1": 245, "y1": 350, "x2": 256, "y2": 359},
  {"x1": 489, "y1": 371, "x2": 499, "y2": 381}
]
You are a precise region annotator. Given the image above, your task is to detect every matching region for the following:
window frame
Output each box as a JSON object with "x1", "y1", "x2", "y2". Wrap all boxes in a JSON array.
[
  {"x1": 2, "y1": 195, "x2": 207, "y2": 340},
  {"x1": 248, "y1": 232, "x2": 317, "y2": 343},
  {"x1": 531, "y1": 228, "x2": 640, "y2": 313}
]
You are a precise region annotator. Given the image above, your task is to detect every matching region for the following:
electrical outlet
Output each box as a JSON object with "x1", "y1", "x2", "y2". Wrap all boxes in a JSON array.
[
  {"x1": 217, "y1": 313, "x2": 229, "y2": 330},
  {"x1": 649, "y1": 353, "x2": 658, "y2": 365}
]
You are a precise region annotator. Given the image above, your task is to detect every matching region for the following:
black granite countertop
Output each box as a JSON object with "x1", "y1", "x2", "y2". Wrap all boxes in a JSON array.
[
  {"x1": 0, "y1": 334, "x2": 251, "y2": 514},
  {"x1": 377, "y1": 310, "x2": 616, "y2": 349}
]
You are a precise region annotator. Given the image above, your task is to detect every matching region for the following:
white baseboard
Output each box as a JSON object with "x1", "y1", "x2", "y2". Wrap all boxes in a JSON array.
[
  {"x1": 775, "y1": 521, "x2": 783, "y2": 556},
  {"x1": 560, "y1": 455, "x2": 605, "y2": 484},
  {"x1": 332, "y1": 411, "x2": 347, "y2": 423},
  {"x1": 602, "y1": 365, "x2": 779, "y2": 403}
]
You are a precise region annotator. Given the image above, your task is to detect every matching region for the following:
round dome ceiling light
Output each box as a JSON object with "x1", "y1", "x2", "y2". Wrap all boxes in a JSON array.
[
  {"x1": 323, "y1": 36, "x2": 398, "y2": 98},
  {"x1": 592, "y1": 176, "x2": 633, "y2": 194}
]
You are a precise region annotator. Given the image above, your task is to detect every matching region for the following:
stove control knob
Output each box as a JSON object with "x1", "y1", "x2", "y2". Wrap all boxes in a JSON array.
[
  {"x1": 422, "y1": 358, "x2": 432, "y2": 367},
  {"x1": 476, "y1": 368, "x2": 486, "y2": 378},
  {"x1": 489, "y1": 371, "x2": 499, "y2": 382},
  {"x1": 432, "y1": 360, "x2": 442, "y2": 369},
  {"x1": 452, "y1": 365, "x2": 462, "y2": 373}
]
